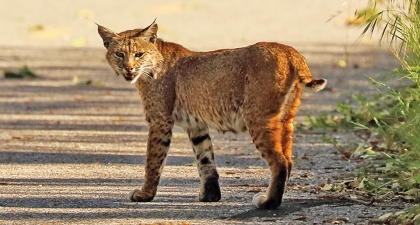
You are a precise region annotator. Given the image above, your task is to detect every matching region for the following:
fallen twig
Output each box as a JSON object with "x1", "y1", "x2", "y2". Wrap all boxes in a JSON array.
[
  {"x1": 229, "y1": 183, "x2": 268, "y2": 187},
  {"x1": 319, "y1": 194, "x2": 375, "y2": 206},
  {"x1": 340, "y1": 196, "x2": 375, "y2": 206}
]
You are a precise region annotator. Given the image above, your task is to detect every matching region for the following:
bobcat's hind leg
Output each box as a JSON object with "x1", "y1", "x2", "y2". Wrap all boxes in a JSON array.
[
  {"x1": 185, "y1": 122, "x2": 221, "y2": 202},
  {"x1": 246, "y1": 82, "x2": 301, "y2": 209},
  {"x1": 248, "y1": 115, "x2": 289, "y2": 210},
  {"x1": 282, "y1": 84, "x2": 301, "y2": 179},
  {"x1": 129, "y1": 121, "x2": 173, "y2": 202}
]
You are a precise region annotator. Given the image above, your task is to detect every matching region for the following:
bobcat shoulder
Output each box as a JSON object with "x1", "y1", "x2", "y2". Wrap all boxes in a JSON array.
[{"x1": 98, "y1": 20, "x2": 326, "y2": 209}]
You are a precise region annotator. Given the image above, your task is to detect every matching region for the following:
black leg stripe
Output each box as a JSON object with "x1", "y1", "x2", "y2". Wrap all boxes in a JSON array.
[
  {"x1": 200, "y1": 157, "x2": 210, "y2": 165},
  {"x1": 191, "y1": 134, "x2": 210, "y2": 146},
  {"x1": 162, "y1": 139, "x2": 171, "y2": 147}
]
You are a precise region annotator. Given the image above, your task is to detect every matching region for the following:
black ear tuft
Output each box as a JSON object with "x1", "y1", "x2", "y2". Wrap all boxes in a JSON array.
[
  {"x1": 136, "y1": 19, "x2": 158, "y2": 43},
  {"x1": 97, "y1": 24, "x2": 118, "y2": 49}
]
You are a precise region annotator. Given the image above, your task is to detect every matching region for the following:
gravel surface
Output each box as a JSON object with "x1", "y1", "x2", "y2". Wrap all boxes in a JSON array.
[{"x1": 0, "y1": 1, "x2": 413, "y2": 224}]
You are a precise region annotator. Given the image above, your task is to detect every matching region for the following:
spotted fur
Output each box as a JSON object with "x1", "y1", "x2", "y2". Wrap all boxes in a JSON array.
[{"x1": 98, "y1": 21, "x2": 326, "y2": 209}]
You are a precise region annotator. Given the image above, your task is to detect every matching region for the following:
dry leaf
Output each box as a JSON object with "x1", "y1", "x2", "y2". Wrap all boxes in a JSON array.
[
  {"x1": 74, "y1": 96, "x2": 86, "y2": 101},
  {"x1": 337, "y1": 60, "x2": 347, "y2": 68},
  {"x1": 28, "y1": 24, "x2": 44, "y2": 31},
  {"x1": 78, "y1": 9, "x2": 95, "y2": 19},
  {"x1": 184, "y1": 161, "x2": 197, "y2": 167},
  {"x1": 294, "y1": 216, "x2": 307, "y2": 221},
  {"x1": 71, "y1": 37, "x2": 86, "y2": 47},
  {"x1": 247, "y1": 188, "x2": 263, "y2": 193},
  {"x1": 140, "y1": 222, "x2": 190, "y2": 225},
  {"x1": 323, "y1": 217, "x2": 349, "y2": 223},
  {"x1": 148, "y1": 3, "x2": 201, "y2": 15},
  {"x1": 73, "y1": 76, "x2": 106, "y2": 86},
  {"x1": 31, "y1": 27, "x2": 70, "y2": 39},
  {"x1": 229, "y1": 183, "x2": 268, "y2": 187}
]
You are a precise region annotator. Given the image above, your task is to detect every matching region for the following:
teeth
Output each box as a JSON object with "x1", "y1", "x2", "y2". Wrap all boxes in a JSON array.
[{"x1": 130, "y1": 74, "x2": 142, "y2": 84}]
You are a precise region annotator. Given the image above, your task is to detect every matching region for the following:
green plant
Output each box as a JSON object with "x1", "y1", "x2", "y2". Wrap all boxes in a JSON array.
[
  {"x1": 352, "y1": 0, "x2": 420, "y2": 199},
  {"x1": 299, "y1": 101, "x2": 373, "y2": 131},
  {"x1": 311, "y1": 0, "x2": 420, "y2": 202},
  {"x1": 4, "y1": 65, "x2": 39, "y2": 79}
]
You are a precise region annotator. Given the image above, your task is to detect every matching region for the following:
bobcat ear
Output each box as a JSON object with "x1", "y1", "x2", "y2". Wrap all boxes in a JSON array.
[
  {"x1": 97, "y1": 24, "x2": 118, "y2": 49},
  {"x1": 138, "y1": 19, "x2": 158, "y2": 43}
]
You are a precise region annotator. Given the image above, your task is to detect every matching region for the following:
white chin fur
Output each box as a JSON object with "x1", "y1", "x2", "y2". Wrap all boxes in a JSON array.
[{"x1": 131, "y1": 74, "x2": 142, "y2": 84}]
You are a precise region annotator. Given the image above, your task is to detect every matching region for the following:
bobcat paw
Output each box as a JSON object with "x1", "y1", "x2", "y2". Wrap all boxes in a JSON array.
[
  {"x1": 252, "y1": 192, "x2": 281, "y2": 209},
  {"x1": 128, "y1": 189, "x2": 155, "y2": 202},
  {"x1": 252, "y1": 192, "x2": 267, "y2": 208},
  {"x1": 199, "y1": 178, "x2": 221, "y2": 202}
]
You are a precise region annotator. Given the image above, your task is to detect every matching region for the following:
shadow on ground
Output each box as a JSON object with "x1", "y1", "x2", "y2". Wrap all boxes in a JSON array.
[{"x1": 0, "y1": 195, "x2": 345, "y2": 221}]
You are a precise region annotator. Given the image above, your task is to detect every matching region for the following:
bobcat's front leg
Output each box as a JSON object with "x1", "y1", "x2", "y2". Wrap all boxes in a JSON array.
[
  {"x1": 186, "y1": 123, "x2": 221, "y2": 202},
  {"x1": 129, "y1": 122, "x2": 173, "y2": 202}
]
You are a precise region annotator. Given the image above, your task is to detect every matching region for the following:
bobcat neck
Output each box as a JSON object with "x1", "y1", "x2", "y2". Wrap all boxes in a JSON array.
[{"x1": 154, "y1": 39, "x2": 195, "y2": 76}]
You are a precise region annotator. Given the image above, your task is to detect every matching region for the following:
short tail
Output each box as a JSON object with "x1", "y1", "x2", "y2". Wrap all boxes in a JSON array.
[
  {"x1": 303, "y1": 78, "x2": 327, "y2": 92},
  {"x1": 290, "y1": 50, "x2": 327, "y2": 92}
]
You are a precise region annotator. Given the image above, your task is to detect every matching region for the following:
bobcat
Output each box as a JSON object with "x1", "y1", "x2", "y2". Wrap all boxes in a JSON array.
[{"x1": 97, "y1": 20, "x2": 326, "y2": 209}]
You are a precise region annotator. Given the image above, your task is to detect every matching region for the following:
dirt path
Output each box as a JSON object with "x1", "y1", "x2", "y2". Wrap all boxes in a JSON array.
[{"x1": 0, "y1": 1, "x2": 412, "y2": 224}]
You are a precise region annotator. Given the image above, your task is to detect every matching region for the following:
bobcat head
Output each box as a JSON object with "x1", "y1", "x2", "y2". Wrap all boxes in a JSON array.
[{"x1": 97, "y1": 20, "x2": 163, "y2": 83}]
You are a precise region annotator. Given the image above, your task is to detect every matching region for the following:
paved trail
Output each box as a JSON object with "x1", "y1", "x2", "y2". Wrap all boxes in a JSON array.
[{"x1": 0, "y1": 1, "x2": 409, "y2": 224}]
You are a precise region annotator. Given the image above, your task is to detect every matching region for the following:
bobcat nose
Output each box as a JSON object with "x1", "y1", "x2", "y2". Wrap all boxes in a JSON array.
[{"x1": 125, "y1": 66, "x2": 133, "y2": 73}]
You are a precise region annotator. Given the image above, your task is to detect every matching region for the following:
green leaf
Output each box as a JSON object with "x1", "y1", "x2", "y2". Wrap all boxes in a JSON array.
[
  {"x1": 412, "y1": 174, "x2": 420, "y2": 183},
  {"x1": 4, "y1": 65, "x2": 39, "y2": 79},
  {"x1": 4, "y1": 71, "x2": 24, "y2": 78},
  {"x1": 404, "y1": 188, "x2": 420, "y2": 196},
  {"x1": 19, "y1": 65, "x2": 38, "y2": 78}
]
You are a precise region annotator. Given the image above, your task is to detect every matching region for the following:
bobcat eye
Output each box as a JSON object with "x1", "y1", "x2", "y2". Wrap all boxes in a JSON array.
[
  {"x1": 114, "y1": 51, "x2": 124, "y2": 58},
  {"x1": 135, "y1": 52, "x2": 144, "y2": 58}
]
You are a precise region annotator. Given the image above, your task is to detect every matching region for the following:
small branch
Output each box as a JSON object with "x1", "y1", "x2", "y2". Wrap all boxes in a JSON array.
[
  {"x1": 340, "y1": 196, "x2": 375, "y2": 206},
  {"x1": 320, "y1": 194, "x2": 376, "y2": 206},
  {"x1": 229, "y1": 183, "x2": 268, "y2": 187}
]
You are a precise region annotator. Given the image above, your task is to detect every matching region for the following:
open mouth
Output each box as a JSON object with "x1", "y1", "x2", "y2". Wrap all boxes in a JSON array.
[
  {"x1": 123, "y1": 73, "x2": 135, "y2": 81},
  {"x1": 123, "y1": 72, "x2": 142, "y2": 84}
]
